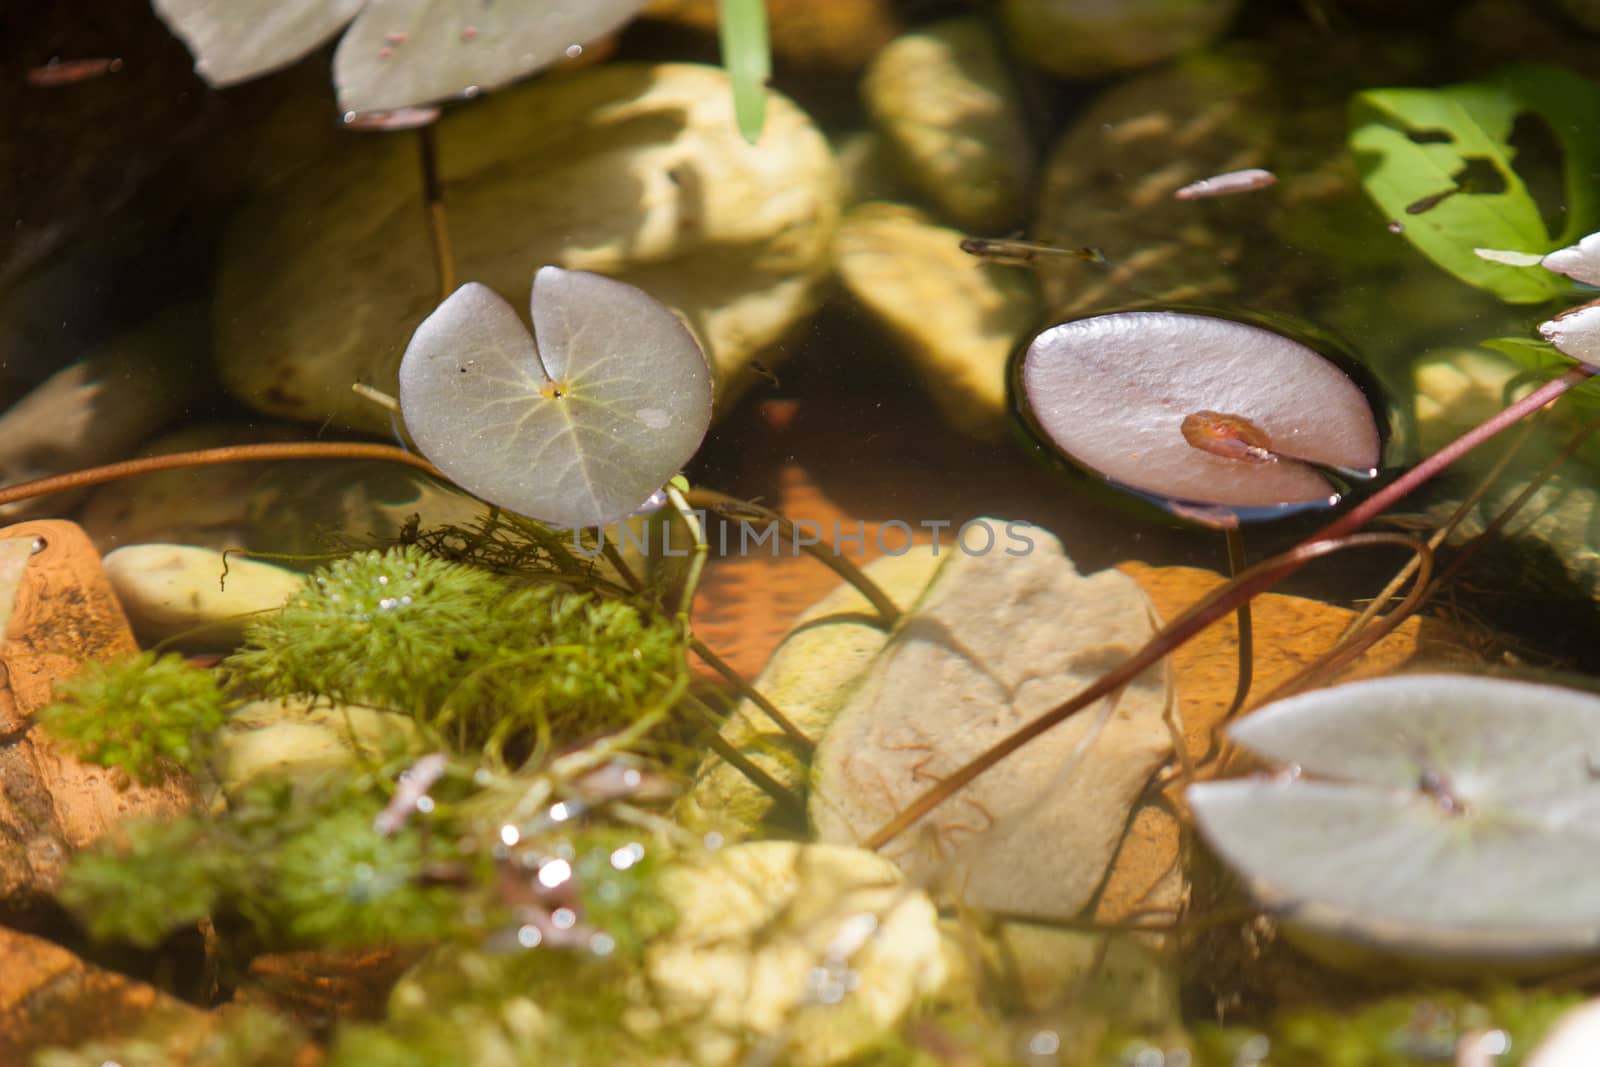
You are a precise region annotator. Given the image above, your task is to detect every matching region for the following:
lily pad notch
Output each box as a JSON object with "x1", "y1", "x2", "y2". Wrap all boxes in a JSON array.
[{"x1": 398, "y1": 265, "x2": 714, "y2": 530}]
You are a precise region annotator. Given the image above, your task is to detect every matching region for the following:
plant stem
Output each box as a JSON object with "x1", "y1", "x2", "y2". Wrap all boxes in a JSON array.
[
  {"x1": 683, "y1": 488, "x2": 903, "y2": 628},
  {"x1": 417, "y1": 124, "x2": 455, "y2": 300},
  {"x1": 862, "y1": 364, "x2": 1596, "y2": 850},
  {"x1": 0, "y1": 442, "x2": 444, "y2": 511},
  {"x1": 1221, "y1": 527, "x2": 1253, "y2": 720}
]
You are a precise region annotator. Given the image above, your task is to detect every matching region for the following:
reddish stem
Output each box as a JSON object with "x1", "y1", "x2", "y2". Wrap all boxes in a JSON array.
[
  {"x1": 862, "y1": 364, "x2": 1596, "y2": 849},
  {"x1": 0, "y1": 442, "x2": 444, "y2": 511}
]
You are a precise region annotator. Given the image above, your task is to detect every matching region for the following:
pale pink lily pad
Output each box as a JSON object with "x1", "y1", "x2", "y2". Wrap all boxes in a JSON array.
[{"x1": 1017, "y1": 311, "x2": 1381, "y2": 517}]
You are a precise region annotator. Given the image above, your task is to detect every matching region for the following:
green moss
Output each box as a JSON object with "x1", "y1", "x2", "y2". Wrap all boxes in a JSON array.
[
  {"x1": 38, "y1": 651, "x2": 230, "y2": 784},
  {"x1": 60, "y1": 778, "x2": 478, "y2": 950},
  {"x1": 228, "y1": 546, "x2": 508, "y2": 719},
  {"x1": 229, "y1": 545, "x2": 686, "y2": 760},
  {"x1": 34, "y1": 1005, "x2": 308, "y2": 1067}
]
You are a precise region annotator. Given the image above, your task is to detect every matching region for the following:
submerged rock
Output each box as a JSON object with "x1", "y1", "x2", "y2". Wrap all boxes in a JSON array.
[
  {"x1": 0, "y1": 521, "x2": 190, "y2": 913},
  {"x1": 246, "y1": 459, "x2": 488, "y2": 559},
  {"x1": 216, "y1": 63, "x2": 840, "y2": 435},
  {"x1": 679, "y1": 548, "x2": 943, "y2": 837},
  {"x1": 0, "y1": 304, "x2": 208, "y2": 522},
  {"x1": 639, "y1": 841, "x2": 949, "y2": 1067},
  {"x1": 219, "y1": 699, "x2": 421, "y2": 794},
  {"x1": 103, "y1": 544, "x2": 304, "y2": 651},
  {"x1": 1001, "y1": 0, "x2": 1242, "y2": 78},
  {"x1": 810, "y1": 526, "x2": 1173, "y2": 921},
  {"x1": 78, "y1": 422, "x2": 307, "y2": 553},
  {"x1": 862, "y1": 18, "x2": 1034, "y2": 231},
  {"x1": 833, "y1": 203, "x2": 1040, "y2": 440}
]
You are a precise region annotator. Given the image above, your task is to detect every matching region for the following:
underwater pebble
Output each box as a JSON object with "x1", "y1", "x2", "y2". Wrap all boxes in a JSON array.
[
  {"x1": 1000, "y1": 0, "x2": 1242, "y2": 78},
  {"x1": 833, "y1": 203, "x2": 1040, "y2": 440},
  {"x1": 78, "y1": 422, "x2": 308, "y2": 553},
  {"x1": 640, "y1": 841, "x2": 948, "y2": 1066},
  {"x1": 0, "y1": 304, "x2": 207, "y2": 521},
  {"x1": 679, "y1": 548, "x2": 945, "y2": 837},
  {"x1": 216, "y1": 63, "x2": 840, "y2": 435},
  {"x1": 218, "y1": 698, "x2": 421, "y2": 795},
  {"x1": 862, "y1": 17, "x2": 1033, "y2": 230},
  {"x1": 1411, "y1": 346, "x2": 1524, "y2": 455},
  {"x1": 810, "y1": 525, "x2": 1174, "y2": 921},
  {"x1": 103, "y1": 543, "x2": 305, "y2": 650}
]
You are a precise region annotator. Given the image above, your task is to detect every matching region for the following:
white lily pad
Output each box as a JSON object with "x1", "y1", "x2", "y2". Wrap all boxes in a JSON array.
[
  {"x1": 334, "y1": 0, "x2": 649, "y2": 114},
  {"x1": 151, "y1": 0, "x2": 364, "y2": 87},
  {"x1": 151, "y1": 0, "x2": 647, "y2": 114},
  {"x1": 398, "y1": 266, "x2": 713, "y2": 529},
  {"x1": 1188, "y1": 674, "x2": 1600, "y2": 967}
]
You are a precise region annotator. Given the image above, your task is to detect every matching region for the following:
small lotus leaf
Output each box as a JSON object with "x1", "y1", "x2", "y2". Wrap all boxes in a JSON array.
[
  {"x1": 334, "y1": 0, "x2": 649, "y2": 114},
  {"x1": 151, "y1": 0, "x2": 364, "y2": 87},
  {"x1": 398, "y1": 267, "x2": 713, "y2": 529},
  {"x1": 1189, "y1": 674, "x2": 1600, "y2": 963},
  {"x1": 1017, "y1": 311, "x2": 1380, "y2": 517}
]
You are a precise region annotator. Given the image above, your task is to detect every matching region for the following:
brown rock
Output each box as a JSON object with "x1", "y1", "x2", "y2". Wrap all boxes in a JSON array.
[
  {"x1": 0, "y1": 520, "x2": 191, "y2": 915},
  {"x1": 0, "y1": 925, "x2": 203, "y2": 1064}
]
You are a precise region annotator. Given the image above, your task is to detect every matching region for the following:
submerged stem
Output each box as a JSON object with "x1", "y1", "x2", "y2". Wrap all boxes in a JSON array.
[
  {"x1": 0, "y1": 442, "x2": 444, "y2": 510},
  {"x1": 863, "y1": 362, "x2": 1597, "y2": 851},
  {"x1": 1222, "y1": 527, "x2": 1253, "y2": 720}
]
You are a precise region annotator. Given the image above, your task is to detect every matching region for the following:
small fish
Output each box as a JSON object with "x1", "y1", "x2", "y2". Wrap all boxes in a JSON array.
[
  {"x1": 1173, "y1": 167, "x2": 1277, "y2": 200},
  {"x1": 960, "y1": 237, "x2": 1107, "y2": 267},
  {"x1": 749, "y1": 360, "x2": 781, "y2": 388},
  {"x1": 1405, "y1": 185, "x2": 1462, "y2": 215},
  {"x1": 27, "y1": 57, "x2": 123, "y2": 87}
]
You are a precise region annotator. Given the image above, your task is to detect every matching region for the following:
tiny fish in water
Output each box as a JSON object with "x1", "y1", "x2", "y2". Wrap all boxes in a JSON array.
[
  {"x1": 27, "y1": 57, "x2": 123, "y2": 87},
  {"x1": 1173, "y1": 167, "x2": 1277, "y2": 200},
  {"x1": 749, "y1": 360, "x2": 781, "y2": 388},
  {"x1": 960, "y1": 236, "x2": 1107, "y2": 267},
  {"x1": 1405, "y1": 184, "x2": 1463, "y2": 215}
]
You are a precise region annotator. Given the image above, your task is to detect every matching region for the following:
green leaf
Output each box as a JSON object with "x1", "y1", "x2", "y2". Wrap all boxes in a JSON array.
[
  {"x1": 1349, "y1": 64, "x2": 1600, "y2": 303},
  {"x1": 718, "y1": 0, "x2": 771, "y2": 145}
]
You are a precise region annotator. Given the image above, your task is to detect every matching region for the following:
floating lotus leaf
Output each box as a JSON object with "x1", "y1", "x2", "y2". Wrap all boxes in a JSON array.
[
  {"x1": 150, "y1": 0, "x2": 647, "y2": 114},
  {"x1": 398, "y1": 267, "x2": 713, "y2": 529},
  {"x1": 1188, "y1": 674, "x2": 1600, "y2": 967},
  {"x1": 1015, "y1": 310, "x2": 1382, "y2": 522}
]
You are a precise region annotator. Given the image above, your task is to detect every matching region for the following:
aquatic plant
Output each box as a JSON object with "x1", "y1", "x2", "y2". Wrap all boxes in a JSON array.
[
  {"x1": 397, "y1": 267, "x2": 714, "y2": 530},
  {"x1": 149, "y1": 0, "x2": 650, "y2": 114},
  {"x1": 1350, "y1": 63, "x2": 1600, "y2": 302},
  {"x1": 38, "y1": 650, "x2": 231, "y2": 785},
  {"x1": 227, "y1": 545, "x2": 686, "y2": 758},
  {"x1": 1013, "y1": 308, "x2": 1385, "y2": 526},
  {"x1": 1012, "y1": 307, "x2": 1387, "y2": 713},
  {"x1": 60, "y1": 778, "x2": 467, "y2": 949},
  {"x1": 149, "y1": 0, "x2": 774, "y2": 139},
  {"x1": 1188, "y1": 674, "x2": 1600, "y2": 972}
]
